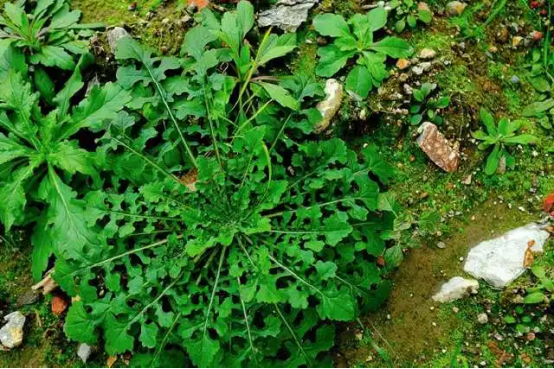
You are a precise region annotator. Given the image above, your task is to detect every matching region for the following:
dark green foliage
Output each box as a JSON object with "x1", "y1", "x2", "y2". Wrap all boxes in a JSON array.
[
  {"x1": 408, "y1": 83, "x2": 450, "y2": 126},
  {"x1": 388, "y1": 0, "x2": 433, "y2": 33},
  {"x1": 0, "y1": 0, "x2": 103, "y2": 70},
  {"x1": 313, "y1": 7, "x2": 414, "y2": 99},
  {"x1": 54, "y1": 2, "x2": 403, "y2": 367}
]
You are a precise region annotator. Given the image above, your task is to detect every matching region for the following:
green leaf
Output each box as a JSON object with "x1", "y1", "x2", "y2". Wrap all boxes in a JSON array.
[
  {"x1": 502, "y1": 134, "x2": 538, "y2": 145},
  {"x1": 410, "y1": 114, "x2": 423, "y2": 125},
  {"x1": 361, "y1": 144, "x2": 394, "y2": 185},
  {"x1": 523, "y1": 99, "x2": 554, "y2": 117},
  {"x1": 485, "y1": 143, "x2": 501, "y2": 175},
  {"x1": 371, "y1": 37, "x2": 413, "y2": 58},
  {"x1": 139, "y1": 322, "x2": 159, "y2": 349},
  {"x1": 49, "y1": 140, "x2": 96, "y2": 175},
  {"x1": 187, "y1": 334, "x2": 221, "y2": 367},
  {"x1": 480, "y1": 108, "x2": 497, "y2": 136},
  {"x1": 29, "y1": 45, "x2": 75, "y2": 70},
  {"x1": 258, "y1": 82, "x2": 299, "y2": 111},
  {"x1": 34, "y1": 66, "x2": 55, "y2": 104},
  {"x1": 316, "y1": 45, "x2": 356, "y2": 77},
  {"x1": 317, "y1": 287, "x2": 355, "y2": 321},
  {"x1": 257, "y1": 34, "x2": 297, "y2": 66},
  {"x1": 418, "y1": 9, "x2": 433, "y2": 23},
  {"x1": 182, "y1": 26, "x2": 218, "y2": 60},
  {"x1": 345, "y1": 66, "x2": 371, "y2": 99},
  {"x1": 524, "y1": 292, "x2": 545, "y2": 304},
  {"x1": 366, "y1": 7, "x2": 388, "y2": 32},
  {"x1": 64, "y1": 301, "x2": 99, "y2": 344},
  {"x1": 313, "y1": 13, "x2": 350, "y2": 38},
  {"x1": 0, "y1": 165, "x2": 33, "y2": 230},
  {"x1": 104, "y1": 314, "x2": 135, "y2": 355},
  {"x1": 31, "y1": 217, "x2": 54, "y2": 281}
]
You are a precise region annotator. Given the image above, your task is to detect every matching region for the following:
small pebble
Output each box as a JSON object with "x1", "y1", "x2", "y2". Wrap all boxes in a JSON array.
[{"x1": 437, "y1": 242, "x2": 447, "y2": 249}]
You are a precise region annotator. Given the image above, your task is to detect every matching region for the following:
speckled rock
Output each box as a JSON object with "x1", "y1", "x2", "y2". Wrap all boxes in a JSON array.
[
  {"x1": 419, "y1": 48, "x2": 437, "y2": 59},
  {"x1": 416, "y1": 122, "x2": 460, "y2": 172}
]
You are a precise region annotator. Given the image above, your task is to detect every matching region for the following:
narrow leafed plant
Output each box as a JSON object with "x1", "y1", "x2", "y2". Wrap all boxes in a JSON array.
[
  {"x1": 313, "y1": 7, "x2": 414, "y2": 99},
  {"x1": 0, "y1": 54, "x2": 130, "y2": 280},
  {"x1": 0, "y1": 0, "x2": 103, "y2": 70},
  {"x1": 57, "y1": 2, "x2": 406, "y2": 367},
  {"x1": 472, "y1": 108, "x2": 538, "y2": 175},
  {"x1": 409, "y1": 82, "x2": 450, "y2": 125}
]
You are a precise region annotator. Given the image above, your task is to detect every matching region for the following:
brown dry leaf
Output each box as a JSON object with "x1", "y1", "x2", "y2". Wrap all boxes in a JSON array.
[
  {"x1": 51, "y1": 296, "x2": 69, "y2": 315},
  {"x1": 523, "y1": 247, "x2": 534, "y2": 268},
  {"x1": 487, "y1": 341, "x2": 513, "y2": 367},
  {"x1": 107, "y1": 355, "x2": 118, "y2": 368},
  {"x1": 376, "y1": 256, "x2": 385, "y2": 267},
  {"x1": 32, "y1": 269, "x2": 59, "y2": 295},
  {"x1": 187, "y1": 0, "x2": 210, "y2": 10},
  {"x1": 180, "y1": 168, "x2": 198, "y2": 192},
  {"x1": 521, "y1": 352, "x2": 532, "y2": 364}
]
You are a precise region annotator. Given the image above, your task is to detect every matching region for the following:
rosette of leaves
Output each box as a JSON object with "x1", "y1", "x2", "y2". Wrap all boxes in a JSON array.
[
  {"x1": 409, "y1": 82, "x2": 450, "y2": 125},
  {"x1": 0, "y1": 0, "x2": 103, "y2": 71},
  {"x1": 0, "y1": 57, "x2": 130, "y2": 280},
  {"x1": 313, "y1": 7, "x2": 414, "y2": 99},
  {"x1": 60, "y1": 125, "x2": 400, "y2": 367},
  {"x1": 388, "y1": 0, "x2": 433, "y2": 33},
  {"x1": 472, "y1": 109, "x2": 538, "y2": 175}
]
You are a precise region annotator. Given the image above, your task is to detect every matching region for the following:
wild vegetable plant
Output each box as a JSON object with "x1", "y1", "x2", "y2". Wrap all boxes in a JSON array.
[
  {"x1": 0, "y1": 55, "x2": 130, "y2": 280},
  {"x1": 472, "y1": 109, "x2": 538, "y2": 175},
  {"x1": 408, "y1": 82, "x2": 450, "y2": 125},
  {"x1": 58, "y1": 2, "x2": 406, "y2": 366},
  {"x1": 388, "y1": 0, "x2": 432, "y2": 33},
  {"x1": 523, "y1": 48, "x2": 554, "y2": 129},
  {"x1": 0, "y1": 0, "x2": 103, "y2": 71},
  {"x1": 313, "y1": 7, "x2": 413, "y2": 99},
  {"x1": 523, "y1": 265, "x2": 554, "y2": 305}
]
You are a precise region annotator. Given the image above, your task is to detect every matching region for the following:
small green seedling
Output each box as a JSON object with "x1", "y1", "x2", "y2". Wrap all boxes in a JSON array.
[
  {"x1": 388, "y1": 0, "x2": 433, "y2": 33},
  {"x1": 472, "y1": 109, "x2": 538, "y2": 175},
  {"x1": 409, "y1": 83, "x2": 450, "y2": 125}
]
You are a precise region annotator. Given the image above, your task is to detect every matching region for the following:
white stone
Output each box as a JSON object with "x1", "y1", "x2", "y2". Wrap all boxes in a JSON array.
[
  {"x1": 477, "y1": 313, "x2": 488, "y2": 324},
  {"x1": 0, "y1": 311, "x2": 26, "y2": 348},
  {"x1": 315, "y1": 79, "x2": 343, "y2": 132},
  {"x1": 464, "y1": 223, "x2": 549, "y2": 288},
  {"x1": 432, "y1": 276, "x2": 479, "y2": 303},
  {"x1": 107, "y1": 27, "x2": 131, "y2": 54},
  {"x1": 77, "y1": 343, "x2": 93, "y2": 363}
]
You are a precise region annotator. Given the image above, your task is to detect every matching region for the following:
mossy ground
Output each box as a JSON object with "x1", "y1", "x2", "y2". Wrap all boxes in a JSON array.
[{"x1": 0, "y1": 0, "x2": 553, "y2": 367}]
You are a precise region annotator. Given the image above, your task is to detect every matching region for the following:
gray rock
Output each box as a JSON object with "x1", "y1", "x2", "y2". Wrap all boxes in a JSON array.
[
  {"x1": 258, "y1": 0, "x2": 318, "y2": 32},
  {"x1": 432, "y1": 277, "x2": 479, "y2": 303},
  {"x1": 412, "y1": 65, "x2": 425, "y2": 75},
  {"x1": 107, "y1": 27, "x2": 131, "y2": 54},
  {"x1": 464, "y1": 223, "x2": 550, "y2": 288},
  {"x1": 315, "y1": 79, "x2": 343, "y2": 132},
  {"x1": 77, "y1": 343, "x2": 93, "y2": 363},
  {"x1": 477, "y1": 313, "x2": 488, "y2": 324},
  {"x1": 0, "y1": 312, "x2": 26, "y2": 349},
  {"x1": 437, "y1": 241, "x2": 447, "y2": 249}
]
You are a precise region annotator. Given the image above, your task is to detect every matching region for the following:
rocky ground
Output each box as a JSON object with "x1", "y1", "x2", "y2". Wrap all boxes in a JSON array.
[{"x1": 0, "y1": 0, "x2": 553, "y2": 367}]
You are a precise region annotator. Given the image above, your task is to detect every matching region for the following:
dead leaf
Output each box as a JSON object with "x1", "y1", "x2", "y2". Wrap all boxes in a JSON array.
[
  {"x1": 523, "y1": 248, "x2": 534, "y2": 268},
  {"x1": 180, "y1": 168, "x2": 198, "y2": 192},
  {"x1": 376, "y1": 256, "x2": 385, "y2": 267},
  {"x1": 187, "y1": 0, "x2": 210, "y2": 10},
  {"x1": 488, "y1": 341, "x2": 513, "y2": 366},
  {"x1": 31, "y1": 269, "x2": 58, "y2": 295},
  {"x1": 51, "y1": 295, "x2": 69, "y2": 315},
  {"x1": 107, "y1": 355, "x2": 117, "y2": 368}
]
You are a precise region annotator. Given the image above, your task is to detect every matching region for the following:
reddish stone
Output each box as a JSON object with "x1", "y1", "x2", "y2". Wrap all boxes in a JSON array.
[{"x1": 416, "y1": 123, "x2": 460, "y2": 173}]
